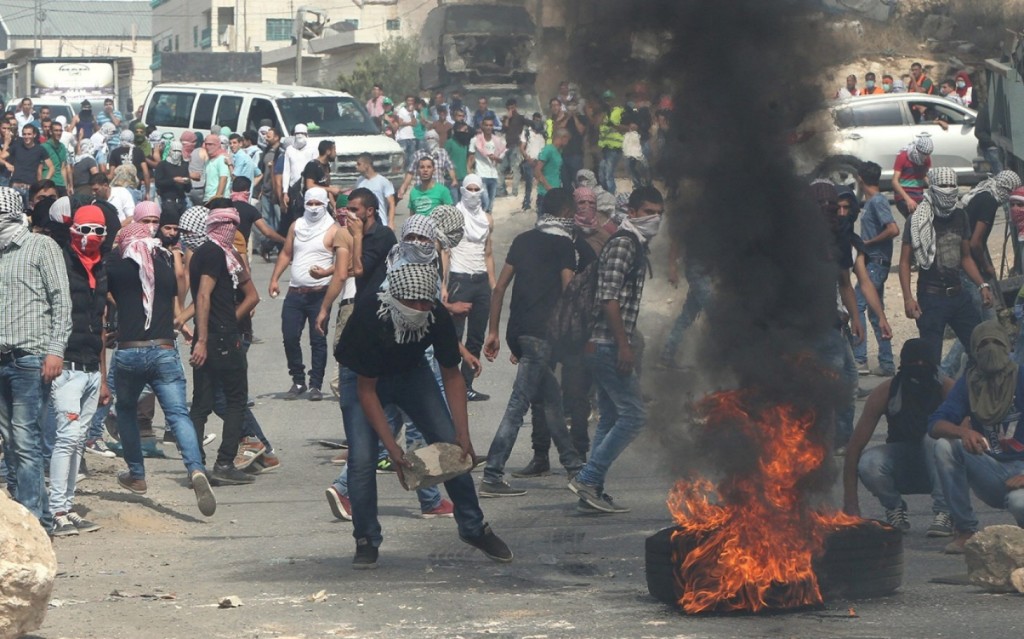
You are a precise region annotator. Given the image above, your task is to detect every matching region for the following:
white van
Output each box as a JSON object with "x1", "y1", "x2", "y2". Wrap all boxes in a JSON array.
[{"x1": 141, "y1": 82, "x2": 404, "y2": 187}]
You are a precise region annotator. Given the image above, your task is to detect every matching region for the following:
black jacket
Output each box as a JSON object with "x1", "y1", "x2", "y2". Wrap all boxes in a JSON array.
[{"x1": 63, "y1": 246, "x2": 108, "y2": 367}]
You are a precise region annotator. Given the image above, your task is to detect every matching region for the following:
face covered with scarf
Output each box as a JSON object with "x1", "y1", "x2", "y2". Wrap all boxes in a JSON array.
[
  {"x1": 133, "y1": 201, "x2": 162, "y2": 236},
  {"x1": 179, "y1": 205, "x2": 209, "y2": 251},
  {"x1": 425, "y1": 129, "x2": 440, "y2": 153},
  {"x1": 70, "y1": 205, "x2": 106, "y2": 287},
  {"x1": 167, "y1": 141, "x2": 184, "y2": 166},
  {"x1": 377, "y1": 263, "x2": 438, "y2": 344},
  {"x1": 292, "y1": 124, "x2": 309, "y2": 151},
  {"x1": 459, "y1": 174, "x2": 484, "y2": 212},
  {"x1": 907, "y1": 133, "x2": 934, "y2": 166},
  {"x1": 180, "y1": 130, "x2": 197, "y2": 157},
  {"x1": 396, "y1": 214, "x2": 438, "y2": 265},
  {"x1": 115, "y1": 223, "x2": 165, "y2": 329},
  {"x1": 0, "y1": 186, "x2": 27, "y2": 250},
  {"x1": 119, "y1": 129, "x2": 135, "y2": 149},
  {"x1": 926, "y1": 166, "x2": 959, "y2": 215},
  {"x1": 431, "y1": 204, "x2": 464, "y2": 250},
  {"x1": 968, "y1": 320, "x2": 1019, "y2": 427},
  {"x1": 206, "y1": 207, "x2": 245, "y2": 286},
  {"x1": 304, "y1": 187, "x2": 329, "y2": 224},
  {"x1": 573, "y1": 186, "x2": 598, "y2": 232}
]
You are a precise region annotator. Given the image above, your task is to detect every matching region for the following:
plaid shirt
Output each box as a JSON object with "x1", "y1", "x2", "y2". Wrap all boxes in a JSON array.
[
  {"x1": 408, "y1": 149, "x2": 455, "y2": 187},
  {"x1": 0, "y1": 228, "x2": 72, "y2": 357},
  {"x1": 591, "y1": 233, "x2": 647, "y2": 345}
]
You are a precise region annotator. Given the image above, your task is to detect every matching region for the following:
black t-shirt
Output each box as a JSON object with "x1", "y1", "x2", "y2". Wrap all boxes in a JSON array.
[
  {"x1": 623, "y1": 107, "x2": 653, "y2": 141},
  {"x1": 354, "y1": 223, "x2": 397, "y2": 307},
  {"x1": 504, "y1": 228, "x2": 576, "y2": 351},
  {"x1": 504, "y1": 113, "x2": 527, "y2": 149},
  {"x1": 188, "y1": 241, "x2": 242, "y2": 333},
  {"x1": 9, "y1": 140, "x2": 47, "y2": 184},
  {"x1": 92, "y1": 200, "x2": 123, "y2": 254},
  {"x1": 231, "y1": 201, "x2": 262, "y2": 241},
  {"x1": 154, "y1": 161, "x2": 190, "y2": 198},
  {"x1": 107, "y1": 253, "x2": 177, "y2": 341},
  {"x1": 301, "y1": 159, "x2": 330, "y2": 191},
  {"x1": 902, "y1": 208, "x2": 969, "y2": 288},
  {"x1": 965, "y1": 191, "x2": 999, "y2": 246},
  {"x1": 109, "y1": 146, "x2": 146, "y2": 177},
  {"x1": 564, "y1": 113, "x2": 589, "y2": 155},
  {"x1": 574, "y1": 233, "x2": 597, "y2": 272},
  {"x1": 336, "y1": 297, "x2": 461, "y2": 377}
]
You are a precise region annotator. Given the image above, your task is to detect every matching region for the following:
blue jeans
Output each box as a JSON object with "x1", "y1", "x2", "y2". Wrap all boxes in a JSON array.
[
  {"x1": 88, "y1": 365, "x2": 155, "y2": 441},
  {"x1": 916, "y1": 287, "x2": 981, "y2": 369},
  {"x1": 339, "y1": 363, "x2": 485, "y2": 547},
  {"x1": 0, "y1": 354, "x2": 52, "y2": 529},
  {"x1": 598, "y1": 148, "x2": 622, "y2": 194},
  {"x1": 857, "y1": 438, "x2": 947, "y2": 513},
  {"x1": 113, "y1": 346, "x2": 205, "y2": 478},
  {"x1": 282, "y1": 288, "x2": 328, "y2": 390},
  {"x1": 661, "y1": 270, "x2": 712, "y2": 362},
  {"x1": 939, "y1": 276, "x2": 994, "y2": 378},
  {"x1": 934, "y1": 437, "x2": 1024, "y2": 533},
  {"x1": 853, "y1": 261, "x2": 895, "y2": 372},
  {"x1": 484, "y1": 336, "x2": 583, "y2": 483},
  {"x1": 522, "y1": 160, "x2": 534, "y2": 209},
  {"x1": 48, "y1": 369, "x2": 101, "y2": 514},
  {"x1": 561, "y1": 153, "x2": 584, "y2": 190},
  {"x1": 814, "y1": 329, "x2": 858, "y2": 447},
  {"x1": 399, "y1": 139, "x2": 417, "y2": 171},
  {"x1": 259, "y1": 196, "x2": 281, "y2": 250},
  {"x1": 574, "y1": 343, "x2": 646, "y2": 490},
  {"x1": 481, "y1": 177, "x2": 498, "y2": 213},
  {"x1": 332, "y1": 403, "x2": 441, "y2": 512}
]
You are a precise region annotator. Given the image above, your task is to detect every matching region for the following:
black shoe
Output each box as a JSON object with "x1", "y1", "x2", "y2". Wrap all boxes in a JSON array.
[
  {"x1": 162, "y1": 429, "x2": 177, "y2": 444},
  {"x1": 478, "y1": 480, "x2": 527, "y2": 497},
  {"x1": 353, "y1": 538, "x2": 378, "y2": 570},
  {"x1": 284, "y1": 383, "x2": 307, "y2": 400},
  {"x1": 460, "y1": 524, "x2": 513, "y2": 563},
  {"x1": 211, "y1": 463, "x2": 256, "y2": 486},
  {"x1": 510, "y1": 456, "x2": 550, "y2": 478},
  {"x1": 308, "y1": 387, "x2": 323, "y2": 402},
  {"x1": 466, "y1": 389, "x2": 490, "y2": 402}
]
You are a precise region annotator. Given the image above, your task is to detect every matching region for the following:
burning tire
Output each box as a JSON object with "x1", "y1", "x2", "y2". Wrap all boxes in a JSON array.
[{"x1": 645, "y1": 521, "x2": 902, "y2": 607}]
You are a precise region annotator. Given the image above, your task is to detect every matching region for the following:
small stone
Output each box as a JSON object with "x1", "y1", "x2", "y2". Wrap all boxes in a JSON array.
[
  {"x1": 218, "y1": 596, "x2": 243, "y2": 608},
  {"x1": 0, "y1": 491, "x2": 58, "y2": 639},
  {"x1": 1012, "y1": 568, "x2": 1024, "y2": 594},
  {"x1": 538, "y1": 554, "x2": 558, "y2": 566},
  {"x1": 400, "y1": 443, "x2": 473, "y2": 490},
  {"x1": 964, "y1": 525, "x2": 1024, "y2": 592}
]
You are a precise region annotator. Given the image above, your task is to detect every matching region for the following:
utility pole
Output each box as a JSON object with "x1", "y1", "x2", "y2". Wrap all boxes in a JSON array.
[{"x1": 293, "y1": 6, "x2": 327, "y2": 86}]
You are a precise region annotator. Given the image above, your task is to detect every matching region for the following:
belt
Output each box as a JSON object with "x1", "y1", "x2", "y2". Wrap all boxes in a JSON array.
[
  {"x1": 64, "y1": 361, "x2": 100, "y2": 373},
  {"x1": 921, "y1": 284, "x2": 962, "y2": 297},
  {"x1": 290, "y1": 286, "x2": 328, "y2": 295},
  {"x1": 339, "y1": 298, "x2": 354, "y2": 307},
  {"x1": 868, "y1": 257, "x2": 891, "y2": 268},
  {"x1": 449, "y1": 271, "x2": 489, "y2": 282},
  {"x1": 118, "y1": 339, "x2": 176, "y2": 349},
  {"x1": 0, "y1": 348, "x2": 33, "y2": 364}
]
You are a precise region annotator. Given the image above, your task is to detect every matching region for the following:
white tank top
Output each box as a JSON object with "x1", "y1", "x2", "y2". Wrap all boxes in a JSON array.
[{"x1": 289, "y1": 217, "x2": 334, "y2": 288}]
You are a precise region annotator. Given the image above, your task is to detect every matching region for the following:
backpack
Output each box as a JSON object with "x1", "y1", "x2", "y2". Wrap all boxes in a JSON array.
[{"x1": 546, "y1": 230, "x2": 647, "y2": 360}]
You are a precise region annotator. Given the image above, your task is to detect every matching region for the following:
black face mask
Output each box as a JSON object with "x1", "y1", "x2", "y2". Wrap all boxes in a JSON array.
[
  {"x1": 901, "y1": 363, "x2": 936, "y2": 383},
  {"x1": 451, "y1": 98, "x2": 463, "y2": 111},
  {"x1": 532, "y1": 121, "x2": 544, "y2": 133},
  {"x1": 454, "y1": 130, "x2": 473, "y2": 146},
  {"x1": 159, "y1": 231, "x2": 178, "y2": 248}
]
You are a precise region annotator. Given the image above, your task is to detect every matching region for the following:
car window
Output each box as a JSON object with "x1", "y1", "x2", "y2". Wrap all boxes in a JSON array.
[
  {"x1": 193, "y1": 94, "x2": 217, "y2": 130},
  {"x1": 147, "y1": 92, "x2": 194, "y2": 128},
  {"x1": 848, "y1": 102, "x2": 903, "y2": 127},
  {"x1": 215, "y1": 96, "x2": 243, "y2": 131},
  {"x1": 909, "y1": 100, "x2": 967, "y2": 125},
  {"x1": 247, "y1": 98, "x2": 277, "y2": 133}
]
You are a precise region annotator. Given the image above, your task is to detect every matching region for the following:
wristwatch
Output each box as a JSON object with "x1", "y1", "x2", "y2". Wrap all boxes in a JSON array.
[{"x1": 979, "y1": 283, "x2": 991, "y2": 290}]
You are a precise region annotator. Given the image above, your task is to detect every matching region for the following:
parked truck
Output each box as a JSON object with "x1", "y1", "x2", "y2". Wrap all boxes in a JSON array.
[{"x1": 2, "y1": 57, "x2": 133, "y2": 115}]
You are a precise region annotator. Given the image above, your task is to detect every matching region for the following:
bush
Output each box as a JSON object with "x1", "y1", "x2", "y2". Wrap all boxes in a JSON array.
[{"x1": 337, "y1": 37, "x2": 420, "y2": 103}]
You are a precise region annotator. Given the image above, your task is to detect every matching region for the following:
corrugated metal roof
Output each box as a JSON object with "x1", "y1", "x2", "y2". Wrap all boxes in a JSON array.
[{"x1": 1, "y1": 0, "x2": 151, "y2": 39}]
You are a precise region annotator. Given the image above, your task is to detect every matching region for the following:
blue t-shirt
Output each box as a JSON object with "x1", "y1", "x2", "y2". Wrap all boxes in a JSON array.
[
  {"x1": 859, "y1": 193, "x2": 896, "y2": 263},
  {"x1": 929, "y1": 371, "x2": 1024, "y2": 462}
]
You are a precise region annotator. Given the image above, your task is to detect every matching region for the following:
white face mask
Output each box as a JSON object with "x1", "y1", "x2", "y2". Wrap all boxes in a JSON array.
[
  {"x1": 168, "y1": 150, "x2": 183, "y2": 165},
  {"x1": 400, "y1": 239, "x2": 437, "y2": 265},
  {"x1": 630, "y1": 214, "x2": 661, "y2": 241},
  {"x1": 305, "y1": 204, "x2": 327, "y2": 222},
  {"x1": 460, "y1": 189, "x2": 483, "y2": 210},
  {"x1": 293, "y1": 133, "x2": 308, "y2": 150},
  {"x1": 426, "y1": 138, "x2": 439, "y2": 152}
]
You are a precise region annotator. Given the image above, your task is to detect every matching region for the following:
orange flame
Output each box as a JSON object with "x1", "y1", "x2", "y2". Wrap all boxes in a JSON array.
[{"x1": 667, "y1": 390, "x2": 861, "y2": 614}]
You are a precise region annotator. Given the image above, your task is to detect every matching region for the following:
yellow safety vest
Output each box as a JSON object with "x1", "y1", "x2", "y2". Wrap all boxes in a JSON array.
[{"x1": 599, "y1": 106, "x2": 624, "y2": 150}]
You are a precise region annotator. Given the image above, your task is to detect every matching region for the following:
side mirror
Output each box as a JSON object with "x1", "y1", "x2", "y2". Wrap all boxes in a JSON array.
[{"x1": 965, "y1": 115, "x2": 976, "y2": 126}]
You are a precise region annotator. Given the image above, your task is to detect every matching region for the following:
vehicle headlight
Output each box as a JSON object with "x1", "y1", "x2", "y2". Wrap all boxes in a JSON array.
[{"x1": 390, "y1": 153, "x2": 405, "y2": 172}]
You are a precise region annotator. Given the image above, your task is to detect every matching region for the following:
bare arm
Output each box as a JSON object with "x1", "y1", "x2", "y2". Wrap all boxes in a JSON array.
[
  {"x1": 269, "y1": 225, "x2": 296, "y2": 296},
  {"x1": 316, "y1": 229, "x2": 352, "y2": 334},
  {"x1": 968, "y1": 222, "x2": 996, "y2": 279},
  {"x1": 852, "y1": 254, "x2": 891, "y2": 339},
  {"x1": 189, "y1": 273, "x2": 216, "y2": 367},
  {"x1": 863, "y1": 222, "x2": 900, "y2": 247},
  {"x1": 838, "y1": 268, "x2": 862, "y2": 344},
  {"x1": 357, "y1": 375, "x2": 407, "y2": 465},
  {"x1": 485, "y1": 218, "x2": 496, "y2": 289},
  {"x1": 843, "y1": 380, "x2": 890, "y2": 515},
  {"x1": 899, "y1": 242, "x2": 920, "y2": 320},
  {"x1": 441, "y1": 364, "x2": 474, "y2": 461},
  {"x1": 960, "y1": 239, "x2": 994, "y2": 307},
  {"x1": 253, "y1": 218, "x2": 286, "y2": 245},
  {"x1": 483, "y1": 263, "x2": 515, "y2": 361}
]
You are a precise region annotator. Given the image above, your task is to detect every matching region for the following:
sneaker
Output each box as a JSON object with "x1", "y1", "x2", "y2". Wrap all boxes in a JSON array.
[
  {"x1": 52, "y1": 513, "x2": 79, "y2": 537},
  {"x1": 927, "y1": 511, "x2": 954, "y2": 538},
  {"x1": 511, "y1": 456, "x2": 550, "y2": 478},
  {"x1": 576, "y1": 493, "x2": 630, "y2": 514},
  {"x1": 162, "y1": 430, "x2": 177, "y2": 444},
  {"x1": 870, "y1": 367, "x2": 896, "y2": 377},
  {"x1": 202, "y1": 433, "x2": 217, "y2": 447},
  {"x1": 857, "y1": 361, "x2": 869, "y2": 376},
  {"x1": 421, "y1": 499, "x2": 455, "y2": 519},
  {"x1": 466, "y1": 389, "x2": 490, "y2": 402},
  {"x1": 568, "y1": 476, "x2": 614, "y2": 512},
  {"x1": 376, "y1": 458, "x2": 396, "y2": 474},
  {"x1": 308, "y1": 387, "x2": 323, "y2": 402},
  {"x1": 191, "y1": 470, "x2": 217, "y2": 516},
  {"x1": 233, "y1": 443, "x2": 265, "y2": 470},
  {"x1": 67, "y1": 511, "x2": 101, "y2": 533},
  {"x1": 326, "y1": 485, "x2": 353, "y2": 521},
  {"x1": 353, "y1": 538, "x2": 378, "y2": 569},
  {"x1": 834, "y1": 445, "x2": 848, "y2": 457},
  {"x1": 478, "y1": 480, "x2": 527, "y2": 497},
  {"x1": 285, "y1": 383, "x2": 307, "y2": 400},
  {"x1": 884, "y1": 500, "x2": 911, "y2": 532},
  {"x1": 211, "y1": 463, "x2": 256, "y2": 485},
  {"x1": 943, "y1": 532, "x2": 974, "y2": 554},
  {"x1": 84, "y1": 439, "x2": 115, "y2": 458},
  {"x1": 460, "y1": 523, "x2": 513, "y2": 563},
  {"x1": 117, "y1": 472, "x2": 148, "y2": 495},
  {"x1": 253, "y1": 453, "x2": 281, "y2": 473}
]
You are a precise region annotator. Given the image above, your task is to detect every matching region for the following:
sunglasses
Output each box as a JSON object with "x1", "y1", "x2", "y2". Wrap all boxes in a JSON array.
[{"x1": 73, "y1": 224, "x2": 107, "y2": 236}]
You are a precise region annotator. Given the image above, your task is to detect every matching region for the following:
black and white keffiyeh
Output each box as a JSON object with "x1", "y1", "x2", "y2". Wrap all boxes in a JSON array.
[
  {"x1": 430, "y1": 205, "x2": 464, "y2": 249},
  {"x1": 0, "y1": 187, "x2": 27, "y2": 250},
  {"x1": 535, "y1": 215, "x2": 574, "y2": 239},
  {"x1": 377, "y1": 263, "x2": 438, "y2": 344},
  {"x1": 910, "y1": 166, "x2": 959, "y2": 268},
  {"x1": 959, "y1": 170, "x2": 1021, "y2": 210}
]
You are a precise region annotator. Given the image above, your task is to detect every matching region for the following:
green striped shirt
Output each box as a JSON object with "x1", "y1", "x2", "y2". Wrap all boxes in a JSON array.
[{"x1": 0, "y1": 228, "x2": 72, "y2": 357}]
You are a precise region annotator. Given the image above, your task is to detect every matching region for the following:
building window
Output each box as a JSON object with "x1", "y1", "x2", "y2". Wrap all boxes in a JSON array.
[
  {"x1": 341, "y1": 19, "x2": 359, "y2": 29},
  {"x1": 386, "y1": 19, "x2": 400, "y2": 30},
  {"x1": 174, "y1": 35, "x2": 179, "y2": 51},
  {"x1": 193, "y1": 26, "x2": 198, "y2": 48},
  {"x1": 266, "y1": 18, "x2": 294, "y2": 41}
]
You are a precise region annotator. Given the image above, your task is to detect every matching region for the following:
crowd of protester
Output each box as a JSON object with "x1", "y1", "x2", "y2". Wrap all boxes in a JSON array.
[{"x1": 834, "y1": 61, "x2": 976, "y2": 109}]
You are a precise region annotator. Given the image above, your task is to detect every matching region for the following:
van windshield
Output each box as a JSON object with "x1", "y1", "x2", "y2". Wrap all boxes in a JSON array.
[{"x1": 276, "y1": 96, "x2": 379, "y2": 136}]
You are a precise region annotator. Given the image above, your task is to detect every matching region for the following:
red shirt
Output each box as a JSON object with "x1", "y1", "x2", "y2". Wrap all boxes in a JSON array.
[{"x1": 893, "y1": 150, "x2": 930, "y2": 203}]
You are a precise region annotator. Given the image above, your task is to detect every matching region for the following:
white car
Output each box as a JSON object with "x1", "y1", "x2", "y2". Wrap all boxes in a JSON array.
[{"x1": 795, "y1": 93, "x2": 985, "y2": 191}]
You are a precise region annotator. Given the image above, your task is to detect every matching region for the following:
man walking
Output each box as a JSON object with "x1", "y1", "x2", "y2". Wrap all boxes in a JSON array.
[
  {"x1": 280, "y1": 124, "x2": 317, "y2": 227},
  {"x1": 569, "y1": 186, "x2": 664, "y2": 513},
  {"x1": 408, "y1": 157, "x2": 454, "y2": 217},
  {"x1": 473, "y1": 116, "x2": 506, "y2": 213},
  {"x1": 269, "y1": 188, "x2": 337, "y2": 401},
  {"x1": 397, "y1": 130, "x2": 457, "y2": 205},
  {"x1": 0, "y1": 186, "x2": 71, "y2": 531},
  {"x1": 355, "y1": 153, "x2": 396, "y2": 228},
  {"x1": 535, "y1": 129, "x2": 569, "y2": 216}
]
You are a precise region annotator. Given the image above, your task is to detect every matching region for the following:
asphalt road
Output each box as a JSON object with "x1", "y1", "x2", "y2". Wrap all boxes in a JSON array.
[{"x1": 35, "y1": 193, "x2": 1024, "y2": 639}]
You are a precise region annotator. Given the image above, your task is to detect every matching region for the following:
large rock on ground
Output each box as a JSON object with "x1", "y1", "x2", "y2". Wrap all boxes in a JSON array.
[
  {"x1": 401, "y1": 443, "x2": 473, "y2": 491},
  {"x1": 1011, "y1": 568, "x2": 1024, "y2": 594},
  {"x1": 920, "y1": 14, "x2": 957, "y2": 40},
  {"x1": 0, "y1": 491, "x2": 58, "y2": 639},
  {"x1": 964, "y1": 525, "x2": 1024, "y2": 592}
]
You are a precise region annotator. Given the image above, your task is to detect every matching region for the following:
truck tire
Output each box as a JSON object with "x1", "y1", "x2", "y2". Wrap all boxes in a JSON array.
[{"x1": 645, "y1": 521, "x2": 902, "y2": 608}]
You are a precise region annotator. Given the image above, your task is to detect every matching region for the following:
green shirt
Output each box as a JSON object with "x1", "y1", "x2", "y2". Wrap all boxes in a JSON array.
[
  {"x1": 537, "y1": 144, "x2": 562, "y2": 196},
  {"x1": 42, "y1": 140, "x2": 68, "y2": 187},
  {"x1": 409, "y1": 182, "x2": 452, "y2": 216},
  {"x1": 445, "y1": 139, "x2": 470, "y2": 181}
]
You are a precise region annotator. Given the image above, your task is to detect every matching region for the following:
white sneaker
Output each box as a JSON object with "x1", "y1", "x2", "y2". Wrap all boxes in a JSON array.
[{"x1": 202, "y1": 433, "x2": 217, "y2": 447}]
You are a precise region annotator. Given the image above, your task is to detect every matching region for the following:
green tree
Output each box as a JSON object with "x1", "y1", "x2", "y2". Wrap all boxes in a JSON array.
[{"x1": 337, "y1": 37, "x2": 420, "y2": 102}]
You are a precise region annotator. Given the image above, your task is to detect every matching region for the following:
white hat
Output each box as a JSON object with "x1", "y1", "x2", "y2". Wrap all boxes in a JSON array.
[{"x1": 293, "y1": 123, "x2": 308, "y2": 134}]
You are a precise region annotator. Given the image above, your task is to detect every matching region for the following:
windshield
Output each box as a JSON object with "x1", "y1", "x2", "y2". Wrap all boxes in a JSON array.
[{"x1": 276, "y1": 96, "x2": 379, "y2": 136}]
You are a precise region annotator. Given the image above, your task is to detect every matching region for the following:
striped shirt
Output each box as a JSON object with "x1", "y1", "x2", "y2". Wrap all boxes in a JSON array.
[
  {"x1": 591, "y1": 232, "x2": 647, "y2": 345},
  {"x1": 407, "y1": 149, "x2": 455, "y2": 187},
  {"x1": 0, "y1": 228, "x2": 72, "y2": 357}
]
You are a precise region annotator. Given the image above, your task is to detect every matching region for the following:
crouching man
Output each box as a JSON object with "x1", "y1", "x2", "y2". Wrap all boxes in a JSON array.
[
  {"x1": 929, "y1": 321, "x2": 1024, "y2": 554},
  {"x1": 334, "y1": 262, "x2": 512, "y2": 569},
  {"x1": 843, "y1": 339, "x2": 954, "y2": 536}
]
